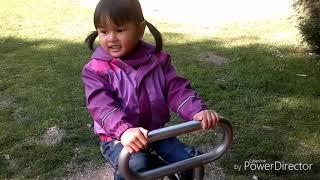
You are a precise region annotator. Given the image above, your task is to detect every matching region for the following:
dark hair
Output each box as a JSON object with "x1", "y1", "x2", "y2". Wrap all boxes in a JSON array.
[{"x1": 85, "y1": 0, "x2": 162, "y2": 53}]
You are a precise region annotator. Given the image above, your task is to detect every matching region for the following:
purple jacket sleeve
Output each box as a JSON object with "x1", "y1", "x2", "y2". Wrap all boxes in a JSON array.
[
  {"x1": 81, "y1": 66, "x2": 133, "y2": 140},
  {"x1": 159, "y1": 53, "x2": 207, "y2": 121}
]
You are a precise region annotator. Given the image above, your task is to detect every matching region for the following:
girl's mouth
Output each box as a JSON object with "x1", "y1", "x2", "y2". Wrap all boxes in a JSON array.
[{"x1": 109, "y1": 45, "x2": 121, "y2": 51}]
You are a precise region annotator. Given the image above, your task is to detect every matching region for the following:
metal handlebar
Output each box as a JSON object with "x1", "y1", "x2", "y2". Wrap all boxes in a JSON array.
[{"x1": 118, "y1": 117, "x2": 233, "y2": 180}]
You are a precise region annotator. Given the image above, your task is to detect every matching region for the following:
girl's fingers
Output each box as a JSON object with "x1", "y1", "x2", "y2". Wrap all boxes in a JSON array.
[
  {"x1": 214, "y1": 112, "x2": 219, "y2": 127},
  {"x1": 134, "y1": 137, "x2": 145, "y2": 149},
  {"x1": 210, "y1": 111, "x2": 219, "y2": 129},
  {"x1": 125, "y1": 145, "x2": 134, "y2": 154},
  {"x1": 136, "y1": 130, "x2": 148, "y2": 148},
  {"x1": 137, "y1": 128, "x2": 148, "y2": 149},
  {"x1": 211, "y1": 111, "x2": 218, "y2": 128},
  {"x1": 138, "y1": 128, "x2": 148, "y2": 146},
  {"x1": 129, "y1": 142, "x2": 140, "y2": 153},
  {"x1": 136, "y1": 137, "x2": 147, "y2": 148},
  {"x1": 202, "y1": 114, "x2": 208, "y2": 129},
  {"x1": 120, "y1": 127, "x2": 149, "y2": 153},
  {"x1": 133, "y1": 128, "x2": 149, "y2": 151},
  {"x1": 208, "y1": 112, "x2": 214, "y2": 128}
]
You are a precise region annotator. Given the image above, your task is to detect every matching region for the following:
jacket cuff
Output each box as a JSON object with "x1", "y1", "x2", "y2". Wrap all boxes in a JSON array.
[
  {"x1": 178, "y1": 97, "x2": 207, "y2": 121},
  {"x1": 114, "y1": 122, "x2": 134, "y2": 140}
]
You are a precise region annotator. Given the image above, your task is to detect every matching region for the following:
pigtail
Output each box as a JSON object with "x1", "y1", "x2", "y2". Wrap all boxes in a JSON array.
[
  {"x1": 85, "y1": 31, "x2": 98, "y2": 51},
  {"x1": 146, "y1": 21, "x2": 163, "y2": 53}
]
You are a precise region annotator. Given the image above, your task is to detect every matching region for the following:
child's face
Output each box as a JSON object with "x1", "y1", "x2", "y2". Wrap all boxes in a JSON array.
[{"x1": 97, "y1": 19, "x2": 145, "y2": 58}]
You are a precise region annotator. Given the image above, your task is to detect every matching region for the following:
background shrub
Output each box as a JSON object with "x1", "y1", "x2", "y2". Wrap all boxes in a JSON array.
[{"x1": 293, "y1": 0, "x2": 320, "y2": 54}]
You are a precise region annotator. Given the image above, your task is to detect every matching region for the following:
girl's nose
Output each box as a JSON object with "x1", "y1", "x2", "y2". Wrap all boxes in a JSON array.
[{"x1": 107, "y1": 32, "x2": 117, "y2": 42}]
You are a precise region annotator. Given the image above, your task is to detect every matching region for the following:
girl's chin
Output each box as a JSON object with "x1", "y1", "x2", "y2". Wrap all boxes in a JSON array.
[{"x1": 108, "y1": 50, "x2": 124, "y2": 58}]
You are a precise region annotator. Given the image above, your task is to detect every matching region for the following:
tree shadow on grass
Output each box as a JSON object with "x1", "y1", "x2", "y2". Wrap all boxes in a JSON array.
[{"x1": 0, "y1": 34, "x2": 319, "y2": 179}]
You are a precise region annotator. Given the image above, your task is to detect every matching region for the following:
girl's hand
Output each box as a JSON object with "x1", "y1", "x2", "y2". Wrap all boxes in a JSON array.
[
  {"x1": 193, "y1": 110, "x2": 219, "y2": 129},
  {"x1": 120, "y1": 127, "x2": 148, "y2": 153}
]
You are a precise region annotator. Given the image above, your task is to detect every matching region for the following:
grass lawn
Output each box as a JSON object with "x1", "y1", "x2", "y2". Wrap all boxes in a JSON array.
[{"x1": 1, "y1": 0, "x2": 319, "y2": 179}]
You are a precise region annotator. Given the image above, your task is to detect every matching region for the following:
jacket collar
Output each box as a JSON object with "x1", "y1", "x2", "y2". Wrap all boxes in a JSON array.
[{"x1": 91, "y1": 41, "x2": 160, "y2": 88}]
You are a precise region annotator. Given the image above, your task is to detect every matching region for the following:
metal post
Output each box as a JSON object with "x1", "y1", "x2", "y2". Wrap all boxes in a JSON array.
[{"x1": 193, "y1": 166, "x2": 204, "y2": 180}]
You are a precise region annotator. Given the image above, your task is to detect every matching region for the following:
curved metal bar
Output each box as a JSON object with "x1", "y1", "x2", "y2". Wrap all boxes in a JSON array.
[{"x1": 118, "y1": 117, "x2": 233, "y2": 180}]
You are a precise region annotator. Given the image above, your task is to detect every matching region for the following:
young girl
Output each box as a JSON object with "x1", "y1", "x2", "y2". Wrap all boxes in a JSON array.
[{"x1": 81, "y1": 0, "x2": 219, "y2": 179}]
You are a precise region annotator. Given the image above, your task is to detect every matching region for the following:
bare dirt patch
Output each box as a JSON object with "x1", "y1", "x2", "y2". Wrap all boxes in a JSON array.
[
  {"x1": 40, "y1": 126, "x2": 65, "y2": 145},
  {"x1": 199, "y1": 52, "x2": 229, "y2": 66},
  {"x1": 204, "y1": 162, "x2": 226, "y2": 180},
  {"x1": 67, "y1": 161, "x2": 225, "y2": 180},
  {"x1": 66, "y1": 162, "x2": 114, "y2": 180},
  {"x1": 197, "y1": 143, "x2": 226, "y2": 180}
]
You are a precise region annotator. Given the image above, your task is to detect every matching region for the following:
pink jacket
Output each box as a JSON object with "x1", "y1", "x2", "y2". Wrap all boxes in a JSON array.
[{"x1": 81, "y1": 41, "x2": 206, "y2": 140}]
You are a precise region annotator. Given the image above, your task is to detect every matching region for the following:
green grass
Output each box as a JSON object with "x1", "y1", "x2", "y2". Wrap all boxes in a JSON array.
[{"x1": 1, "y1": 0, "x2": 319, "y2": 179}]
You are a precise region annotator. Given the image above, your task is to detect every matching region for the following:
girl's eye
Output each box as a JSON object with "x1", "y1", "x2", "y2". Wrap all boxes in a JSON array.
[
  {"x1": 117, "y1": 29, "x2": 125, "y2": 33},
  {"x1": 100, "y1": 30, "x2": 107, "y2": 34}
]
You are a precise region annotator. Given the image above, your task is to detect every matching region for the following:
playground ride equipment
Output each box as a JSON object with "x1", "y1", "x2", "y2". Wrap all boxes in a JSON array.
[{"x1": 118, "y1": 117, "x2": 233, "y2": 180}]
